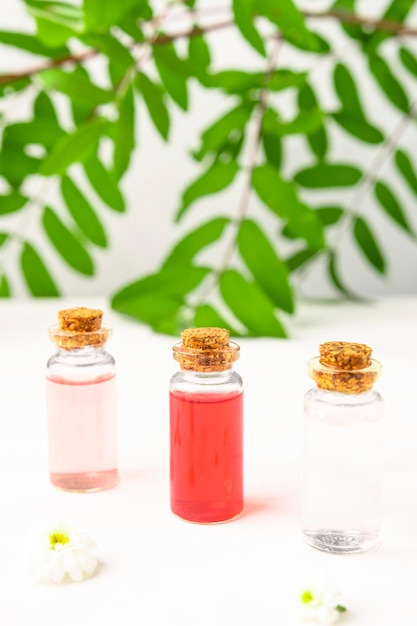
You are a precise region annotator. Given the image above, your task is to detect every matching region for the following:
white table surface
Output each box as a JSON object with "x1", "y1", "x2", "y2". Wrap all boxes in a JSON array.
[{"x1": 1, "y1": 297, "x2": 417, "y2": 626}]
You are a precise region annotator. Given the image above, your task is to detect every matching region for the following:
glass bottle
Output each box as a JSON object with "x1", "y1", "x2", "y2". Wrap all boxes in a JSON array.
[
  {"x1": 46, "y1": 307, "x2": 118, "y2": 492},
  {"x1": 302, "y1": 341, "x2": 384, "y2": 554},
  {"x1": 169, "y1": 327, "x2": 244, "y2": 523}
]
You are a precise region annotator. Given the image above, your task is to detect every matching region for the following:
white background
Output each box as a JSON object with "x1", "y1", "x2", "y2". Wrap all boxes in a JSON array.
[
  {"x1": 0, "y1": 0, "x2": 417, "y2": 300},
  {"x1": 1, "y1": 297, "x2": 417, "y2": 625}
]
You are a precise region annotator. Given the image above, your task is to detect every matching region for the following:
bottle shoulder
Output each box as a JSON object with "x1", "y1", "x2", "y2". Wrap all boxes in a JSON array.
[
  {"x1": 170, "y1": 369, "x2": 243, "y2": 394},
  {"x1": 46, "y1": 347, "x2": 116, "y2": 382},
  {"x1": 304, "y1": 387, "x2": 384, "y2": 424}
]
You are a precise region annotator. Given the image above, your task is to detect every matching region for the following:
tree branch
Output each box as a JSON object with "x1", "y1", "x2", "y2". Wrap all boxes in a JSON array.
[
  {"x1": 303, "y1": 8, "x2": 417, "y2": 36},
  {"x1": 192, "y1": 37, "x2": 282, "y2": 307},
  {"x1": 1, "y1": 8, "x2": 416, "y2": 88}
]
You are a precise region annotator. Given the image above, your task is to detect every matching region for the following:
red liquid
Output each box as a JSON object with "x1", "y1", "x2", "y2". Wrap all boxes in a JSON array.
[{"x1": 170, "y1": 390, "x2": 243, "y2": 523}]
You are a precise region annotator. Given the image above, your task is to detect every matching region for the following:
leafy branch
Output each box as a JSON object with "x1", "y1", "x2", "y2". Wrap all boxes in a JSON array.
[
  {"x1": 2, "y1": 6, "x2": 417, "y2": 87},
  {"x1": 0, "y1": 0, "x2": 417, "y2": 334}
]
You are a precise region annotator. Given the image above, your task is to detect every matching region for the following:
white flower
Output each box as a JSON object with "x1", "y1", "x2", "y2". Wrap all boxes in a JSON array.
[
  {"x1": 24, "y1": 522, "x2": 98, "y2": 583},
  {"x1": 299, "y1": 582, "x2": 347, "y2": 625}
]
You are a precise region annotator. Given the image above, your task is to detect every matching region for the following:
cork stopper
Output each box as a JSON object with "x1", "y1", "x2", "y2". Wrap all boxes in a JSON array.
[
  {"x1": 173, "y1": 327, "x2": 239, "y2": 372},
  {"x1": 309, "y1": 341, "x2": 381, "y2": 394},
  {"x1": 49, "y1": 307, "x2": 111, "y2": 350}
]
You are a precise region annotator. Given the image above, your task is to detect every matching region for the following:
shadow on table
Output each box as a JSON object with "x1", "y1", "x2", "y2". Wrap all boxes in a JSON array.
[{"x1": 242, "y1": 497, "x2": 279, "y2": 518}]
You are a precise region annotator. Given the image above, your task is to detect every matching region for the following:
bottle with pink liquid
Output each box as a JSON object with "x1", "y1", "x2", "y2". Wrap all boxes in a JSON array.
[
  {"x1": 46, "y1": 307, "x2": 118, "y2": 492},
  {"x1": 170, "y1": 327, "x2": 243, "y2": 523}
]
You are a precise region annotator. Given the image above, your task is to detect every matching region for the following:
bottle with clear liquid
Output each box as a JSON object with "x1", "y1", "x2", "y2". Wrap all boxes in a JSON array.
[
  {"x1": 46, "y1": 307, "x2": 118, "y2": 492},
  {"x1": 302, "y1": 341, "x2": 384, "y2": 554},
  {"x1": 170, "y1": 327, "x2": 243, "y2": 523}
]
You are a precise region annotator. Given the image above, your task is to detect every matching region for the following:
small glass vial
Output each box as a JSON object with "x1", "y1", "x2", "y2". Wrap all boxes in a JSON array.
[
  {"x1": 169, "y1": 327, "x2": 244, "y2": 523},
  {"x1": 46, "y1": 307, "x2": 118, "y2": 492},
  {"x1": 302, "y1": 341, "x2": 384, "y2": 554}
]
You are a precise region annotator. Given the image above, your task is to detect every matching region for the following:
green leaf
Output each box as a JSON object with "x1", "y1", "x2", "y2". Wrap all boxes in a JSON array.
[
  {"x1": 257, "y1": 0, "x2": 318, "y2": 52},
  {"x1": 262, "y1": 130, "x2": 282, "y2": 169},
  {"x1": 83, "y1": 0, "x2": 144, "y2": 31},
  {"x1": 332, "y1": 0, "x2": 366, "y2": 41},
  {"x1": 0, "y1": 275, "x2": 11, "y2": 297},
  {"x1": 295, "y1": 163, "x2": 362, "y2": 187},
  {"x1": 0, "y1": 30, "x2": 67, "y2": 57},
  {"x1": 0, "y1": 78, "x2": 31, "y2": 96},
  {"x1": 137, "y1": 72, "x2": 170, "y2": 141},
  {"x1": 68, "y1": 66, "x2": 96, "y2": 124},
  {"x1": 20, "y1": 242, "x2": 59, "y2": 296},
  {"x1": 399, "y1": 47, "x2": 417, "y2": 78},
  {"x1": 163, "y1": 218, "x2": 229, "y2": 268},
  {"x1": 328, "y1": 250, "x2": 355, "y2": 297},
  {"x1": 305, "y1": 126, "x2": 327, "y2": 160},
  {"x1": 0, "y1": 192, "x2": 28, "y2": 215},
  {"x1": 111, "y1": 265, "x2": 210, "y2": 332},
  {"x1": 193, "y1": 102, "x2": 255, "y2": 161},
  {"x1": 84, "y1": 155, "x2": 125, "y2": 212},
  {"x1": 333, "y1": 63, "x2": 363, "y2": 116},
  {"x1": 206, "y1": 69, "x2": 306, "y2": 94},
  {"x1": 285, "y1": 248, "x2": 317, "y2": 272},
  {"x1": 42, "y1": 207, "x2": 95, "y2": 275},
  {"x1": 40, "y1": 117, "x2": 108, "y2": 175},
  {"x1": 3, "y1": 119, "x2": 65, "y2": 150},
  {"x1": 297, "y1": 83, "x2": 328, "y2": 159},
  {"x1": 112, "y1": 83, "x2": 135, "y2": 179},
  {"x1": 82, "y1": 33, "x2": 134, "y2": 85},
  {"x1": 34, "y1": 90, "x2": 59, "y2": 122},
  {"x1": 368, "y1": 54, "x2": 409, "y2": 113},
  {"x1": 39, "y1": 68, "x2": 113, "y2": 107},
  {"x1": 0, "y1": 234, "x2": 9, "y2": 248},
  {"x1": 232, "y1": 0, "x2": 265, "y2": 56},
  {"x1": 117, "y1": 8, "x2": 148, "y2": 40},
  {"x1": 237, "y1": 219, "x2": 294, "y2": 313},
  {"x1": 395, "y1": 149, "x2": 417, "y2": 194},
  {"x1": 316, "y1": 206, "x2": 344, "y2": 226},
  {"x1": 0, "y1": 146, "x2": 39, "y2": 187},
  {"x1": 374, "y1": 181, "x2": 413, "y2": 236},
  {"x1": 353, "y1": 216, "x2": 386, "y2": 274},
  {"x1": 177, "y1": 161, "x2": 239, "y2": 221},
  {"x1": 188, "y1": 34, "x2": 211, "y2": 81},
  {"x1": 61, "y1": 176, "x2": 107, "y2": 247},
  {"x1": 193, "y1": 304, "x2": 240, "y2": 336},
  {"x1": 219, "y1": 269, "x2": 287, "y2": 337},
  {"x1": 283, "y1": 207, "x2": 343, "y2": 238},
  {"x1": 332, "y1": 112, "x2": 384, "y2": 144},
  {"x1": 262, "y1": 106, "x2": 323, "y2": 138},
  {"x1": 26, "y1": 1, "x2": 84, "y2": 46},
  {"x1": 153, "y1": 42, "x2": 189, "y2": 111},
  {"x1": 252, "y1": 164, "x2": 325, "y2": 250},
  {"x1": 365, "y1": 0, "x2": 415, "y2": 52}
]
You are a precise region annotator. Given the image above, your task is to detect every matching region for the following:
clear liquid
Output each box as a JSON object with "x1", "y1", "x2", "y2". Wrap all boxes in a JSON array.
[
  {"x1": 302, "y1": 390, "x2": 383, "y2": 554},
  {"x1": 46, "y1": 374, "x2": 118, "y2": 492},
  {"x1": 170, "y1": 391, "x2": 243, "y2": 523}
]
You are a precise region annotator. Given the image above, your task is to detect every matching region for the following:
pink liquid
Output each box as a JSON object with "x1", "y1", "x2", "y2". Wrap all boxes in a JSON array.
[
  {"x1": 170, "y1": 390, "x2": 243, "y2": 523},
  {"x1": 46, "y1": 373, "x2": 118, "y2": 492}
]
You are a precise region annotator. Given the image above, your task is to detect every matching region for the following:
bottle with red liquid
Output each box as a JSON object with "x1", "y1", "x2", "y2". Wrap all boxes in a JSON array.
[
  {"x1": 170, "y1": 327, "x2": 243, "y2": 523},
  {"x1": 46, "y1": 307, "x2": 118, "y2": 492}
]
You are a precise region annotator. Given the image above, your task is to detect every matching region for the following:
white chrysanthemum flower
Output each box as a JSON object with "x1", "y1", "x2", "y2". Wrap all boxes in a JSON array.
[
  {"x1": 299, "y1": 583, "x2": 347, "y2": 625},
  {"x1": 24, "y1": 522, "x2": 98, "y2": 583}
]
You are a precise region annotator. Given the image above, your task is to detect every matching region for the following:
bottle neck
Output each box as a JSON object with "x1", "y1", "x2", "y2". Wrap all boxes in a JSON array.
[
  {"x1": 54, "y1": 344, "x2": 107, "y2": 364},
  {"x1": 312, "y1": 386, "x2": 378, "y2": 403},
  {"x1": 179, "y1": 368, "x2": 234, "y2": 384}
]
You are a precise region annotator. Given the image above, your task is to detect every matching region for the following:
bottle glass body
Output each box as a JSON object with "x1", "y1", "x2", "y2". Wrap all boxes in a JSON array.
[
  {"x1": 169, "y1": 369, "x2": 243, "y2": 523},
  {"x1": 302, "y1": 387, "x2": 384, "y2": 553},
  {"x1": 46, "y1": 346, "x2": 118, "y2": 492}
]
